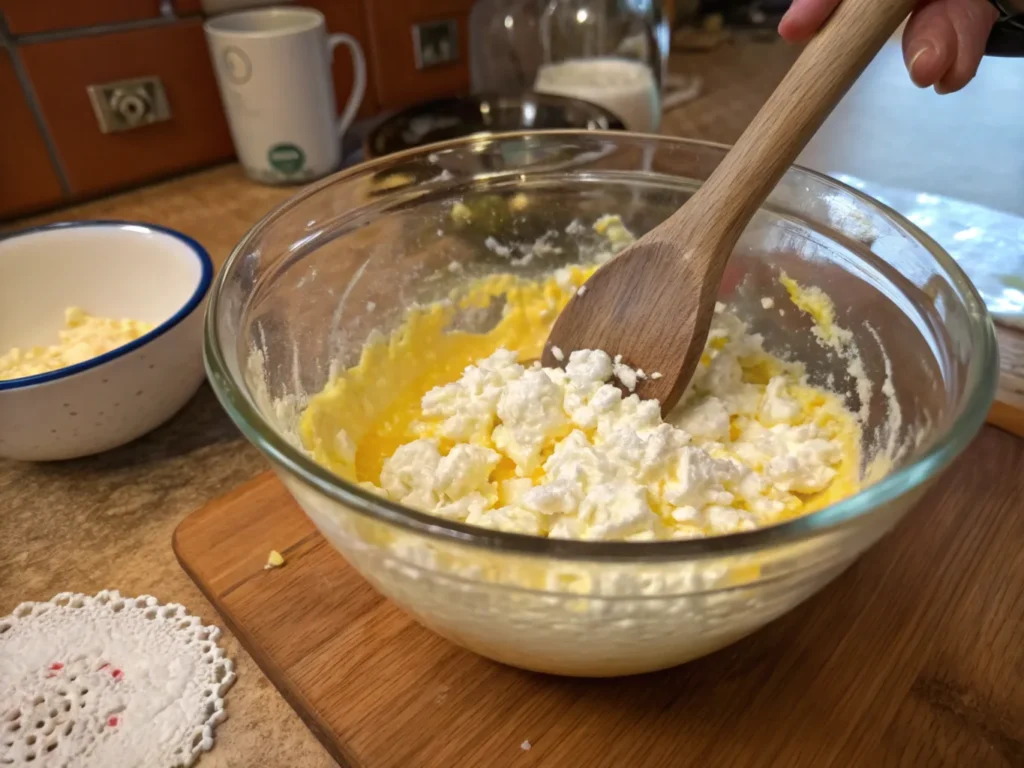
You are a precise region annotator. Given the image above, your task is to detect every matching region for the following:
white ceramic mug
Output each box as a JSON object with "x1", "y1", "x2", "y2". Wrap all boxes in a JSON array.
[{"x1": 204, "y1": 7, "x2": 366, "y2": 184}]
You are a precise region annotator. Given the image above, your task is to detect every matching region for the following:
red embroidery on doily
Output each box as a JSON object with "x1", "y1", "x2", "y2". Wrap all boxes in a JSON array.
[
  {"x1": 107, "y1": 716, "x2": 119, "y2": 727},
  {"x1": 41, "y1": 660, "x2": 124, "y2": 681}
]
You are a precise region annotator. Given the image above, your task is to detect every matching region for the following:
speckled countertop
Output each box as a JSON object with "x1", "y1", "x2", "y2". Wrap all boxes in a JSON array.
[
  {"x1": 0, "y1": 41, "x2": 808, "y2": 767},
  {"x1": 0, "y1": 165, "x2": 341, "y2": 767}
]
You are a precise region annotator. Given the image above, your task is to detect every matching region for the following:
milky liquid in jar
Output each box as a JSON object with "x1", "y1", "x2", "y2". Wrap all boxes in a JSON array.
[{"x1": 533, "y1": 57, "x2": 660, "y2": 133}]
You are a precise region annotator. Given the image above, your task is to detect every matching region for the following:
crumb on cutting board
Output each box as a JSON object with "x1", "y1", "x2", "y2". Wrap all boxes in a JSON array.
[{"x1": 264, "y1": 550, "x2": 285, "y2": 569}]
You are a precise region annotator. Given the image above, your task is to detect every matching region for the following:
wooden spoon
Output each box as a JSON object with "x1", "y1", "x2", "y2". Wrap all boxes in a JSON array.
[{"x1": 541, "y1": 0, "x2": 916, "y2": 412}]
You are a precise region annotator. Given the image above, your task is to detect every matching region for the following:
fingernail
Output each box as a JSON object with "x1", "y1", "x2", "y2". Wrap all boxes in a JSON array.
[
  {"x1": 934, "y1": 83, "x2": 951, "y2": 96},
  {"x1": 908, "y1": 44, "x2": 936, "y2": 88}
]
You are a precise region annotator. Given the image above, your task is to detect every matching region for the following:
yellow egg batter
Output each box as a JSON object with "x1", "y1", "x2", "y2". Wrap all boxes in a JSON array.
[
  {"x1": 301, "y1": 265, "x2": 592, "y2": 484},
  {"x1": 300, "y1": 265, "x2": 862, "y2": 537}
]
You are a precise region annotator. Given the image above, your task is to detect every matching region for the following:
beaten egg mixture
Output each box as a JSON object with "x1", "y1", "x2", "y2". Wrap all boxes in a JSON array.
[
  {"x1": 0, "y1": 307, "x2": 153, "y2": 381},
  {"x1": 300, "y1": 234, "x2": 862, "y2": 541}
]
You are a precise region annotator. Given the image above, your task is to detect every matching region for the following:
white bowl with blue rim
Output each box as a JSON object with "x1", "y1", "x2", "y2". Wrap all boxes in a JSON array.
[{"x1": 0, "y1": 221, "x2": 213, "y2": 461}]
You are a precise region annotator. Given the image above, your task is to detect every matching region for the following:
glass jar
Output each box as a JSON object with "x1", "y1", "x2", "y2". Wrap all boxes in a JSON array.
[
  {"x1": 470, "y1": 0, "x2": 667, "y2": 132},
  {"x1": 469, "y1": 0, "x2": 545, "y2": 96}
]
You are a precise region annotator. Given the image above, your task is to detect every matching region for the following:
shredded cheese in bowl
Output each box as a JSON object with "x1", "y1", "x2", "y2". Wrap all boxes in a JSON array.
[{"x1": 0, "y1": 307, "x2": 153, "y2": 382}]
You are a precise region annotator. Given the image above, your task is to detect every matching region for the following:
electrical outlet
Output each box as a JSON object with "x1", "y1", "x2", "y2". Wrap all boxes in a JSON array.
[
  {"x1": 87, "y1": 77, "x2": 172, "y2": 134},
  {"x1": 412, "y1": 19, "x2": 459, "y2": 69}
]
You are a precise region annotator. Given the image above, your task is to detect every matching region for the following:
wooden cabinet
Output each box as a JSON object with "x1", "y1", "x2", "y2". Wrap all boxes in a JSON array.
[
  {"x1": 19, "y1": 19, "x2": 234, "y2": 198},
  {"x1": 0, "y1": 50, "x2": 65, "y2": 219}
]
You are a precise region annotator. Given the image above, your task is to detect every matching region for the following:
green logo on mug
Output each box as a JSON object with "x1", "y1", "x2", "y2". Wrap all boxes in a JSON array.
[{"x1": 267, "y1": 143, "x2": 306, "y2": 175}]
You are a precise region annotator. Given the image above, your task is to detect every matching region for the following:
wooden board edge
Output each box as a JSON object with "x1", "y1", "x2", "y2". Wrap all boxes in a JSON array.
[
  {"x1": 988, "y1": 398, "x2": 1024, "y2": 439},
  {"x1": 172, "y1": 482, "x2": 358, "y2": 768},
  {"x1": 172, "y1": 470, "x2": 276, "y2": 549}
]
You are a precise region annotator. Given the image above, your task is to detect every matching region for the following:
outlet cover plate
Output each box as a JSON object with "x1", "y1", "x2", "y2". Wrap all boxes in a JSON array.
[
  {"x1": 412, "y1": 19, "x2": 459, "y2": 69},
  {"x1": 87, "y1": 76, "x2": 171, "y2": 134}
]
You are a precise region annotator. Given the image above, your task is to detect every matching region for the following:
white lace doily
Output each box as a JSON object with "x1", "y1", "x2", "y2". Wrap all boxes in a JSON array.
[{"x1": 0, "y1": 591, "x2": 235, "y2": 767}]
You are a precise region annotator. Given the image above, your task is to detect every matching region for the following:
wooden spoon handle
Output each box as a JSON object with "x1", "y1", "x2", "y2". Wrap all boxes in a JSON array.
[{"x1": 681, "y1": 0, "x2": 917, "y2": 244}]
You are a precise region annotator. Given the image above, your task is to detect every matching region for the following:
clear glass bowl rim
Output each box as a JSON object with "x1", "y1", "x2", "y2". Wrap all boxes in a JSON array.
[{"x1": 205, "y1": 130, "x2": 998, "y2": 563}]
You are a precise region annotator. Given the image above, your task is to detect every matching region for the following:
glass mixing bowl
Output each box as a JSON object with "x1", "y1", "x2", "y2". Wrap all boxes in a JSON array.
[{"x1": 206, "y1": 132, "x2": 996, "y2": 677}]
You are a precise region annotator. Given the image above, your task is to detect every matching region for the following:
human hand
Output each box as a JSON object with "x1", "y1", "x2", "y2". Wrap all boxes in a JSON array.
[{"x1": 778, "y1": 0, "x2": 999, "y2": 93}]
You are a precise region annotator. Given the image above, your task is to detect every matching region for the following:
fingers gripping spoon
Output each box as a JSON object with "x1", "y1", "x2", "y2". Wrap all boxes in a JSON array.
[{"x1": 541, "y1": 0, "x2": 916, "y2": 413}]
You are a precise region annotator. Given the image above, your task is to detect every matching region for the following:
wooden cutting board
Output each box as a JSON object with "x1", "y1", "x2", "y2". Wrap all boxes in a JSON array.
[
  {"x1": 173, "y1": 426, "x2": 1024, "y2": 768},
  {"x1": 993, "y1": 325, "x2": 1024, "y2": 437}
]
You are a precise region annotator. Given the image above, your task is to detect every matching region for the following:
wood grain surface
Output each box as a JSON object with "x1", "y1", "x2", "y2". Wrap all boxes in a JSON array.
[
  {"x1": 993, "y1": 326, "x2": 1024, "y2": 437},
  {"x1": 174, "y1": 425, "x2": 1024, "y2": 768}
]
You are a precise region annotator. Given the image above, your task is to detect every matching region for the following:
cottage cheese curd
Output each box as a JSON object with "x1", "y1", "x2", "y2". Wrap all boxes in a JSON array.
[
  {"x1": 366, "y1": 310, "x2": 853, "y2": 541},
  {"x1": 0, "y1": 307, "x2": 153, "y2": 381},
  {"x1": 282, "y1": 215, "x2": 893, "y2": 676},
  {"x1": 300, "y1": 252, "x2": 860, "y2": 542}
]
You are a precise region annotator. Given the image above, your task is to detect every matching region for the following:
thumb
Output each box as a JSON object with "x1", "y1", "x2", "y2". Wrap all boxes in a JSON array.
[{"x1": 903, "y1": 0, "x2": 998, "y2": 92}]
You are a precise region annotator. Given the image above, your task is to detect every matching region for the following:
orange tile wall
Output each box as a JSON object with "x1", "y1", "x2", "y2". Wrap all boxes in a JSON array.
[
  {"x1": 0, "y1": 49, "x2": 64, "y2": 218},
  {"x1": 20, "y1": 19, "x2": 235, "y2": 198},
  {"x1": 0, "y1": 0, "x2": 474, "y2": 218}
]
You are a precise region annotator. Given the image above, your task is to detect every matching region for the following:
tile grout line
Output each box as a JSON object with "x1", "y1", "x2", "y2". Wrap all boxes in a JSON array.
[
  {"x1": 0, "y1": 5, "x2": 199, "y2": 202},
  {"x1": 0, "y1": 15, "x2": 72, "y2": 198},
  {"x1": 12, "y1": 14, "x2": 185, "y2": 46}
]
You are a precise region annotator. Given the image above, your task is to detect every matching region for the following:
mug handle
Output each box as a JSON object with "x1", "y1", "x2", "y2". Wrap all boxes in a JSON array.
[{"x1": 327, "y1": 33, "x2": 367, "y2": 138}]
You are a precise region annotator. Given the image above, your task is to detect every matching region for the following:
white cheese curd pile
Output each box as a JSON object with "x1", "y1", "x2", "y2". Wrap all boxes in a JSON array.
[{"x1": 368, "y1": 304, "x2": 850, "y2": 541}]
